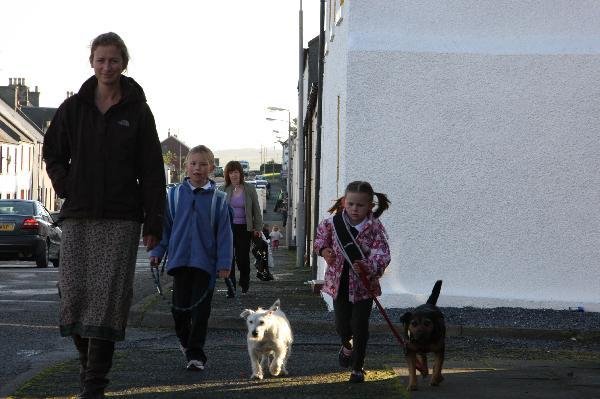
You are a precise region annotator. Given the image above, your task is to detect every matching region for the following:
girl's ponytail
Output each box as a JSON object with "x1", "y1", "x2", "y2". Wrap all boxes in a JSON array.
[
  {"x1": 328, "y1": 197, "x2": 344, "y2": 215},
  {"x1": 373, "y1": 192, "x2": 390, "y2": 218}
]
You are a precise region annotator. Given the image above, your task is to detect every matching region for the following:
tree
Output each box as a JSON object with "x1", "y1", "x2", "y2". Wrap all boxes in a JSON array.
[{"x1": 163, "y1": 150, "x2": 176, "y2": 167}]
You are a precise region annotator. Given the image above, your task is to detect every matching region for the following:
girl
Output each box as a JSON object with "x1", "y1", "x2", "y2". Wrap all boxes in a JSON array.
[
  {"x1": 314, "y1": 181, "x2": 391, "y2": 383},
  {"x1": 269, "y1": 225, "x2": 284, "y2": 250}
]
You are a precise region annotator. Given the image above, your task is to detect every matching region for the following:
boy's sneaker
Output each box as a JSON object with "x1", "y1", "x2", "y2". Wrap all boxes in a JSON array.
[
  {"x1": 349, "y1": 369, "x2": 365, "y2": 383},
  {"x1": 264, "y1": 272, "x2": 274, "y2": 281},
  {"x1": 256, "y1": 271, "x2": 267, "y2": 281},
  {"x1": 338, "y1": 346, "x2": 352, "y2": 368},
  {"x1": 186, "y1": 359, "x2": 205, "y2": 371}
]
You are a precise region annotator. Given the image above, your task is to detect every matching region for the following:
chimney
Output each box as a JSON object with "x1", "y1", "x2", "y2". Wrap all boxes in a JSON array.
[
  {"x1": 8, "y1": 78, "x2": 12, "y2": 85},
  {"x1": 168, "y1": 128, "x2": 171, "y2": 137},
  {"x1": 35, "y1": 86, "x2": 38, "y2": 93}
]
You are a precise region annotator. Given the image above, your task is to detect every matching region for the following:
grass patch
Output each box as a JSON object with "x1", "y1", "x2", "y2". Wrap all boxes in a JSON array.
[{"x1": 10, "y1": 359, "x2": 79, "y2": 399}]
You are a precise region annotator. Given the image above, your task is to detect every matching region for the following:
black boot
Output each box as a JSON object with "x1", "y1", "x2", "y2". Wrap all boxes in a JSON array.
[
  {"x1": 80, "y1": 338, "x2": 115, "y2": 399},
  {"x1": 72, "y1": 335, "x2": 89, "y2": 394},
  {"x1": 263, "y1": 267, "x2": 274, "y2": 281}
]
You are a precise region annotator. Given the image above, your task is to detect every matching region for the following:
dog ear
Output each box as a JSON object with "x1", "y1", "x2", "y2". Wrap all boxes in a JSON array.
[
  {"x1": 240, "y1": 309, "x2": 254, "y2": 319},
  {"x1": 399, "y1": 312, "x2": 412, "y2": 324},
  {"x1": 269, "y1": 299, "x2": 281, "y2": 312}
]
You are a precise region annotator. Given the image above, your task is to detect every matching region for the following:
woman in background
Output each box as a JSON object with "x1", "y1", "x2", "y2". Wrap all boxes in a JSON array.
[{"x1": 220, "y1": 161, "x2": 262, "y2": 297}]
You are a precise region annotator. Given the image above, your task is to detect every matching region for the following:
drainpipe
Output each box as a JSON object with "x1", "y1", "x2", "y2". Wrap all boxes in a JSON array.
[
  {"x1": 296, "y1": 0, "x2": 306, "y2": 268},
  {"x1": 311, "y1": 0, "x2": 325, "y2": 279}
]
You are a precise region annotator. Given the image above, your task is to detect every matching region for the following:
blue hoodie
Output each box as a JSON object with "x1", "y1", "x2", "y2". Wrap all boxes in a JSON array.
[{"x1": 150, "y1": 179, "x2": 233, "y2": 287}]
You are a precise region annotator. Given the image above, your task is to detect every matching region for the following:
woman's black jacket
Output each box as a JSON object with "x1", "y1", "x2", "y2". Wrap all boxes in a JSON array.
[{"x1": 42, "y1": 75, "x2": 165, "y2": 238}]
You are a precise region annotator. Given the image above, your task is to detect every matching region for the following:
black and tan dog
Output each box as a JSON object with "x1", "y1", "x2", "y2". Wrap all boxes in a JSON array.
[{"x1": 399, "y1": 280, "x2": 445, "y2": 390}]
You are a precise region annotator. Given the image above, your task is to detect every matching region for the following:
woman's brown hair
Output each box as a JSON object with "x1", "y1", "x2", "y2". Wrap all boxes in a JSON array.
[
  {"x1": 224, "y1": 161, "x2": 245, "y2": 186},
  {"x1": 89, "y1": 32, "x2": 130, "y2": 69}
]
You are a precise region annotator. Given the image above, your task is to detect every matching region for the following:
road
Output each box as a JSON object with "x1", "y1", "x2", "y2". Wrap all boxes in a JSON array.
[{"x1": 0, "y1": 245, "x2": 156, "y2": 396}]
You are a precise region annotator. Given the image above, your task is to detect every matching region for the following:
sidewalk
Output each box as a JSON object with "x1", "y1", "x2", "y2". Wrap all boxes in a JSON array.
[{"x1": 7, "y1": 181, "x2": 600, "y2": 398}]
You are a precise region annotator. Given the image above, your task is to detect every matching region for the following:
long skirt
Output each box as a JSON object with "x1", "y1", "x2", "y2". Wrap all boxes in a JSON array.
[{"x1": 58, "y1": 219, "x2": 141, "y2": 341}]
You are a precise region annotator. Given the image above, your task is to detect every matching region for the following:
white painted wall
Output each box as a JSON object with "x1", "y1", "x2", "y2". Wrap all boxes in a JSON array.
[{"x1": 319, "y1": 0, "x2": 600, "y2": 311}]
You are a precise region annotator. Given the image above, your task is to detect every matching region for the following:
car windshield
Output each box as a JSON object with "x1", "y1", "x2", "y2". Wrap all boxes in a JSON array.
[{"x1": 0, "y1": 202, "x2": 34, "y2": 215}]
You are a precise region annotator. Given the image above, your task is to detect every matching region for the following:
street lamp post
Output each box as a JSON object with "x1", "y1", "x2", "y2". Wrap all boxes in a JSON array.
[{"x1": 266, "y1": 107, "x2": 293, "y2": 249}]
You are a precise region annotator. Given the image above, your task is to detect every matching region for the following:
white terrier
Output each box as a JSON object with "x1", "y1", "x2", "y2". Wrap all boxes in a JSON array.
[{"x1": 240, "y1": 299, "x2": 293, "y2": 380}]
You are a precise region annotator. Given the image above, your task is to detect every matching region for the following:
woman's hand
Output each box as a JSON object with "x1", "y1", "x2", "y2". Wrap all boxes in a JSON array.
[
  {"x1": 253, "y1": 230, "x2": 261, "y2": 238},
  {"x1": 321, "y1": 247, "x2": 336, "y2": 266},
  {"x1": 143, "y1": 235, "x2": 159, "y2": 251},
  {"x1": 149, "y1": 256, "x2": 161, "y2": 267},
  {"x1": 217, "y1": 269, "x2": 230, "y2": 279}
]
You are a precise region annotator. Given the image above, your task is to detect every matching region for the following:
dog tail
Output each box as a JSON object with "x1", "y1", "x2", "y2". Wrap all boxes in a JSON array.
[{"x1": 426, "y1": 280, "x2": 443, "y2": 305}]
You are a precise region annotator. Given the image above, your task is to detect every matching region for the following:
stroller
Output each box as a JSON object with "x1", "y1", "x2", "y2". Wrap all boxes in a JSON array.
[{"x1": 252, "y1": 232, "x2": 274, "y2": 281}]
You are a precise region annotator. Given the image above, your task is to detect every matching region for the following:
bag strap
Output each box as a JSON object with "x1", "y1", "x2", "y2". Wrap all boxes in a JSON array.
[{"x1": 332, "y1": 212, "x2": 364, "y2": 265}]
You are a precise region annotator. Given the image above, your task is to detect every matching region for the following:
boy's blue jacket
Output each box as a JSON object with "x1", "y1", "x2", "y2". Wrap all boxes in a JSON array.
[{"x1": 150, "y1": 179, "x2": 233, "y2": 288}]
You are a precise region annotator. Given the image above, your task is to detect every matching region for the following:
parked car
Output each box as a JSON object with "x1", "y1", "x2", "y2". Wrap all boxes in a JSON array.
[
  {"x1": 214, "y1": 166, "x2": 224, "y2": 177},
  {"x1": 0, "y1": 200, "x2": 61, "y2": 268}
]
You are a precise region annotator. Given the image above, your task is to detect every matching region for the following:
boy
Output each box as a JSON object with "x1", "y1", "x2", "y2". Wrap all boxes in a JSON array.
[{"x1": 149, "y1": 145, "x2": 232, "y2": 371}]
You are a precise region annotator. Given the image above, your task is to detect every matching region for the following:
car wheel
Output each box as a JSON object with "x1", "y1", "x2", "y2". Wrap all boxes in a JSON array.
[{"x1": 36, "y1": 241, "x2": 49, "y2": 268}]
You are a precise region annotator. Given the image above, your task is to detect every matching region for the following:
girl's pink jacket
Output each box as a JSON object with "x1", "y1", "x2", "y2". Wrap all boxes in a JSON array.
[{"x1": 313, "y1": 212, "x2": 391, "y2": 303}]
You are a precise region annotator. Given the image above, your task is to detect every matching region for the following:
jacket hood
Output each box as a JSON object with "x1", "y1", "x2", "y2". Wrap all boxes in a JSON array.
[{"x1": 77, "y1": 75, "x2": 147, "y2": 106}]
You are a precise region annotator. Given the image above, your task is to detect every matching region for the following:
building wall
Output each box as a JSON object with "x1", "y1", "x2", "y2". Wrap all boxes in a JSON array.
[{"x1": 319, "y1": 0, "x2": 600, "y2": 310}]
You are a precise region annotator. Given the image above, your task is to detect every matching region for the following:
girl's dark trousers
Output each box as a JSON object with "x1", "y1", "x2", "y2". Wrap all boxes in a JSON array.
[
  {"x1": 72, "y1": 335, "x2": 115, "y2": 398},
  {"x1": 229, "y1": 223, "x2": 252, "y2": 293},
  {"x1": 333, "y1": 262, "x2": 373, "y2": 372},
  {"x1": 171, "y1": 267, "x2": 214, "y2": 363}
]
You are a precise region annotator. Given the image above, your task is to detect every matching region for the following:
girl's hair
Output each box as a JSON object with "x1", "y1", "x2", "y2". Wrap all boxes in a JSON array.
[
  {"x1": 185, "y1": 145, "x2": 215, "y2": 165},
  {"x1": 224, "y1": 161, "x2": 245, "y2": 185},
  {"x1": 89, "y1": 32, "x2": 130, "y2": 69},
  {"x1": 328, "y1": 180, "x2": 391, "y2": 218},
  {"x1": 272, "y1": 225, "x2": 279, "y2": 230}
]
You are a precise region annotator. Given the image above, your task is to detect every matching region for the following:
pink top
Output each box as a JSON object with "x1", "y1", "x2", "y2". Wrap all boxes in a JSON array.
[
  {"x1": 230, "y1": 192, "x2": 246, "y2": 225},
  {"x1": 313, "y1": 212, "x2": 391, "y2": 303}
]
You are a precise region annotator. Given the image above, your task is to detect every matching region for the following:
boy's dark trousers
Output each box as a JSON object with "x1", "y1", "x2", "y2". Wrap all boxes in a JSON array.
[
  {"x1": 333, "y1": 263, "x2": 373, "y2": 372},
  {"x1": 172, "y1": 267, "x2": 214, "y2": 363},
  {"x1": 229, "y1": 224, "x2": 252, "y2": 293}
]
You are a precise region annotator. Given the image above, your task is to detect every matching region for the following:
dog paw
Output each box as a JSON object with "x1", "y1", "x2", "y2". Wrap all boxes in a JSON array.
[
  {"x1": 251, "y1": 373, "x2": 264, "y2": 380},
  {"x1": 270, "y1": 366, "x2": 282, "y2": 376}
]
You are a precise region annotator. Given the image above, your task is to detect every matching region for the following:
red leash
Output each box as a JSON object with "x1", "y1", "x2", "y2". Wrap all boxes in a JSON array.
[{"x1": 354, "y1": 262, "x2": 427, "y2": 375}]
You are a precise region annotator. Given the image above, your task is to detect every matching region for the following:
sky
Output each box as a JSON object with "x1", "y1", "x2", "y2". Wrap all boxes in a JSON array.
[{"x1": 0, "y1": 0, "x2": 320, "y2": 155}]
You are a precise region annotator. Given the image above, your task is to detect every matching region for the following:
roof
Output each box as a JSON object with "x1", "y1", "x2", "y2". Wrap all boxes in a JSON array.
[{"x1": 0, "y1": 97, "x2": 43, "y2": 144}]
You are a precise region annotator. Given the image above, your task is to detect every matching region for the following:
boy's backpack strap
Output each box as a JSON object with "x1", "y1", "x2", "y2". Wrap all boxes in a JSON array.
[
  {"x1": 210, "y1": 190, "x2": 227, "y2": 232},
  {"x1": 167, "y1": 184, "x2": 182, "y2": 223},
  {"x1": 167, "y1": 183, "x2": 228, "y2": 236},
  {"x1": 332, "y1": 212, "x2": 364, "y2": 265}
]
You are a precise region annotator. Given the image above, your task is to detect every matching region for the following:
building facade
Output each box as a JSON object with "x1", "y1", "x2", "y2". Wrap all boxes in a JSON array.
[
  {"x1": 310, "y1": 1, "x2": 600, "y2": 311},
  {"x1": 0, "y1": 78, "x2": 57, "y2": 210}
]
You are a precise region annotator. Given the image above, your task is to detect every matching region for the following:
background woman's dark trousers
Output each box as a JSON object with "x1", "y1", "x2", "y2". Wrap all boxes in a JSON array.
[{"x1": 228, "y1": 224, "x2": 252, "y2": 294}]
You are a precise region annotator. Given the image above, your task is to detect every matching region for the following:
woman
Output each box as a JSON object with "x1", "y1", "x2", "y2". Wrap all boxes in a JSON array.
[
  {"x1": 42, "y1": 32, "x2": 165, "y2": 398},
  {"x1": 220, "y1": 161, "x2": 262, "y2": 297}
]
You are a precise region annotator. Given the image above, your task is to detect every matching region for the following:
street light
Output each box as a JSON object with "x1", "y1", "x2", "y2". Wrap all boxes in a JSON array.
[{"x1": 266, "y1": 106, "x2": 293, "y2": 249}]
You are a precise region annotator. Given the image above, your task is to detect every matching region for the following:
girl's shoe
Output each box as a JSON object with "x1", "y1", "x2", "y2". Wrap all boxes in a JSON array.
[
  {"x1": 338, "y1": 346, "x2": 352, "y2": 368},
  {"x1": 349, "y1": 369, "x2": 365, "y2": 383}
]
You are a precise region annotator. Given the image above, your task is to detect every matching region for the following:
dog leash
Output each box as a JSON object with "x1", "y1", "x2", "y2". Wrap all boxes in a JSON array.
[
  {"x1": 150, "y1": 253, "x2": 167, "y2": 298},
  {"x1": 331, "y1": 213, "x2": 427, "y2": 375}
]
